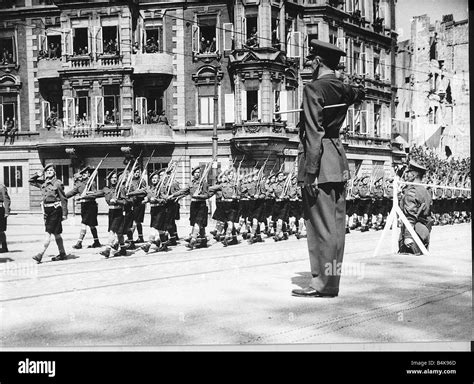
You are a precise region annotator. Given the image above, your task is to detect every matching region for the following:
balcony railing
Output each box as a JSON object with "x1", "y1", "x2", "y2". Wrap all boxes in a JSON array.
[
  {"x1": 68, "y1": 55, "x2": 92, "y2": 68},
  {"x1": 62, "y1": 124, "x2": 131, "y2": 139},
  {"x1": 97, "y1": 54, "x2": 122, "y2": 67}
]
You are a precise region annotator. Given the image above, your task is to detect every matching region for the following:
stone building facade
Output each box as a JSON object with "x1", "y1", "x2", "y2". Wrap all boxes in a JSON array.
[
  {"x1": 394, "y1": 14, "x2": 469, "y2": 159},
  {"x1": 0, "y1": 0, "x2": 401, "y2": 213}
]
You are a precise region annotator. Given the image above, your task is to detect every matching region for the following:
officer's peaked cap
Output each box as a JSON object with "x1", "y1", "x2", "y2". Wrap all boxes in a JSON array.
[
  {"x1": 307, "y1": 39, "x2": 346, "y2": 69},
  {"x1": 44, "y1": 163, "x2": 55, "y2": 172},
  {"x1": 408, "y1": 160, "x2": 427, "y2": 174}
]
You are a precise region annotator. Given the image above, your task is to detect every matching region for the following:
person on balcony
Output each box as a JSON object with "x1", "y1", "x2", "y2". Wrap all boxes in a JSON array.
[
  {"x1": 250, "y1": 104, "x2": 259, "y2": 122},
  {"x1": 132, "y1": 42, "x2": 139, "y2": 54},
  {"x1": 104, "y1": 110, "x2": 115, "y2": 125},
  {"x1": 46, "y1": 107, "x2": 58, "y2": 130},
  {"x1": 272, "y1": 28, "x2": 280, "y2": 49},
  {"x1": 133, "y1": 110, "x2": 141, "y2": 124},
  {"x1": 1, "y1": 48, "x2": 12, "y2": 64},
  {"x1": 157, "y1": 110, "x2": 169, "y2": 125},
  {"x1": 145, "y1": 36, "x2": 158, "y2": 53},
  {"x1": 30, "y1": 163, "x2": 68, "y2": 263}
]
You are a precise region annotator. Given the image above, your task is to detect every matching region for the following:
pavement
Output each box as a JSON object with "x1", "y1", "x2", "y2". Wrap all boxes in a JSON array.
[{"x1": 0, "y1": 214, "x2": 471, "y2": 349}]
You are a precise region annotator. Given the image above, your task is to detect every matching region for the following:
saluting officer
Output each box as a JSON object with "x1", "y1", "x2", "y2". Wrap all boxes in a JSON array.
[
  {"x1": 292, "y1": 39, "x2": 365, "y2": 298},
  {"x1": 66, "y1": 166, "x2": 102, "y2": 249},
  {"x1": 398, "y1": 160, "x2": 433, "y2": 256},
  {"x1": 30, "y1": 164, "x2": 69, "y2": 263},
  {"x1": 0, "y1": 182, "x2": 11, "y2": 253}
]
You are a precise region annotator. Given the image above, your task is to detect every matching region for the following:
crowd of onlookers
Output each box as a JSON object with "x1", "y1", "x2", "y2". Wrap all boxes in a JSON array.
[
  {"x1": 405, "y1": 144, "x2": 470, "y2": 186},
  {"x1": 1, "y1": 47, "x2": 14, "y2": 65}
]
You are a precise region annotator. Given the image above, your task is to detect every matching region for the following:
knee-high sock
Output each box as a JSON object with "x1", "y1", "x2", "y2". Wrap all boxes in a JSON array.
[
  {"x1": 90, "y1": 227, "x2": 99, "y2": 241},
  {"x1": 136, "y1": 223, "x2": 143, "y2": 237},
  {"x1": 77, "y1": 229, "x2": 86, "y2": 243},
  {"x1": 55, "y1": 236, "x2": 65, "y2": 254}
]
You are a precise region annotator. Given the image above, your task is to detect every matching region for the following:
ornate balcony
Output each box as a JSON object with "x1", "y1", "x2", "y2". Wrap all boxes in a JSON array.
[
  {"x1": 97, "y1": 54, "x2": 122, "y2": 67},
  {"x1": 231, "y1": 122, "x2": 296, "y2": 155},
  {"x1": 37, "y1": 58, "x2": 62, "y2": 80},
  {"x1": 131, "y1": 52, "x2": 173, "y2": 76},
  {"x1": 67, "y1": 55, "x2": 92, "y2": 69}
]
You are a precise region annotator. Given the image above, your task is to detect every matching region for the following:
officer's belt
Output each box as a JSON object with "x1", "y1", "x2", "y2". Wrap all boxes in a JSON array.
[
  {"x1": 150, "y1": 203, "x2": 164, "y2": 207},
  {"x1": 220, "y1": 198, "x2": 235, "y2": 202},
  {"x1": 109, "y1": 205, "x2": 122, "y2": 210},
  {"x1": 43, "y1": 202, "x2": 61, "y2": 208}
]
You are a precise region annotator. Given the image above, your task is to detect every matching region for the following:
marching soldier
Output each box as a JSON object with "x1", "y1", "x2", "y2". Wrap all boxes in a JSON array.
[
  {"x1": 371, "y1": 176, "x2": 386, "y2": 231},
  {"x1": 264, "y1": 173, "x2": 277, "y2": 237},
  {"x1": 86, "y1": 170, "x2": 128, "y2": 258},
  {"x1": 357, "y1": 175, "x2": 372, "y2": 232},
  {"x1": 398, "y1": 160, "x2": 433, "y2": 256},
  {"x1": 272, "y1": 171, "x2": 290, "y2": 241},
  {"x1": 247, "y1": 171, "x2": 266, "y2": 244},
  {"x1": 292, "y1": 39, "x2": 365, "y2": 298},
  {"x1": 127, "y1": 167, "x2": 147, "y2": 244},
  {"x1": 30, "y1": 164, "x2": 69, "y2": 263},
  {"x1": 170, "y1": 165, "x2": 211, "y2": 250},
  {"x1": 0, "y1": 182, "x2": 11, "y2": 253},
  {"x1": 66, "y1": 166, "x2": 102, "y2": 249}
]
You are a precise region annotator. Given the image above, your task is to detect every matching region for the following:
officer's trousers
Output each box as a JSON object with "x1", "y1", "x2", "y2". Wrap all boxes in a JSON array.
[{"x1": 303, "y1": 182, "x2": 346, "y2": 296}]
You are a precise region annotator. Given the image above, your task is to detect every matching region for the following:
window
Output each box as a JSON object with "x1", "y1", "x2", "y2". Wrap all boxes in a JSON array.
[
  {"x1": 405, "y1": 111, "x2": 410, "y2": 118},
  {"x1": 223, "y1": 23, "x2": 234, "y2": 51},
  {"x1": 329, "y1": 26, "x2": 337, "y2": 46},
  {"x1": 144, "y1": 25, "x2": 163, "y2": 53},
  {"x1": 38, "y1": 34, "x2": 61, "y2": 60},
  {"x1": 245, "y1": 16, "x2": 258, "y2": 49},
  {"x1": 305, "y1": 24, "x2": 318, "y2": 56},
  {"x1": 373, "y1": 52, "x2": 380, "y2": 78},
  {"x1": 55, "y1": 164, "x2": 70, "y2": 187},
  {"x1": 42, "y1": 101, "x2": 60, "y2": 130},
  {"x1": 73, "y1": 28, "x2": 89, "y2": 56},
  {"x1": 287, "y1": 31, "x2": 301, "y2": 58},
  {"x1": 147, "y1": 162, "x2": 168, "y2": 176},
  {"x1": 199, "y1": 96, "x2": 214, "y2": 125},
  {"x1": 347, "y1": 103, "x2": 365, "y2": 134},
  {"x1": 75, "y1": 90, "x2": 90, "y2": 125},
  {"x1": 193, "y1": 15, "x2": 219, "y2": 55},
  {"x1": 0, "y1": 102, "x2": 16, "y2": 130},
  {"x1": 3, "y1": 165, "x2": 22, "y2": 188},
  {"x1": 0, "y1": 37, "x2": 15, "y2": 65},
  {"x1": 103, "y1": 85, "x2": 121, "y2": 125},
  {"x1": 246, "y1": 90, "x2": 258, "y2": 121},
  {"x1": 102, "y1": 26, "x2": 119, "y2": 55},
  {"x1": 405, "y1": 76, "x2": 410, "y2": 84},
  {"x1": 374, "y1": 104, "x2": 381, "y2": 137}
]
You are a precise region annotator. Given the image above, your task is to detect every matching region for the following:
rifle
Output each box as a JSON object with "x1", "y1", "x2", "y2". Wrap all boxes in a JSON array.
[
  {"x1": 256, "y1": 155, "x2": 270, "y2": 195},
  {"x1": 138, "y1": 149, "x2": 156, "y2": 190},
  {"x1": 80, "y1": 153, "x2": 109, "y2": 198},
  {"x1": 115, "y1": 160, "x2": 131, "y2": 197},
  {"x1": 126, "y1": 150, "x2": 143, "y2": 194},
  {"x1": 235, "y1": 156, "x2": 245, "y2": 190},
  {"x1": 165, "y1": 161, "x2": 180, "y2": 196},
  {"x1": 193, "y1": 162, "x2": 212, "y2": 197}
]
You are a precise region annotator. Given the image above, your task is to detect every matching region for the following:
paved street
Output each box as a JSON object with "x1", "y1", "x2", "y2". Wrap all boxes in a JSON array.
[{"x1": 0, "y1": 214, "x2": 471, "y2": 348}]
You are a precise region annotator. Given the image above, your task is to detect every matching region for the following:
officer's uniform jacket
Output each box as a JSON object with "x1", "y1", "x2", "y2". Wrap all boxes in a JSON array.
[
  {"x1": 298, "y1": 73, "x2": 365, "y2": 184},
  {"x1": 29, "y1": 175, "x2": 68, "y2": 216},
  {"x1": 400, "y1": 185, "x2": 433, "y2": 227},
  {"x1": 0, "y1": 183, "x2": 11, "y2": 215}
]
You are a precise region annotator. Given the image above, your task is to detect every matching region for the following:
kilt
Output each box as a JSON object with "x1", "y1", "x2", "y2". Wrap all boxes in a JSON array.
[
  {"x1": 272, "y1": 200, "x2": 290, "y2": 222},
  {"x1": 213, "y1": 200, "x2": 238, "y2": 222},
  {"x1": 164, "y1": 201, "x2": 178, "y2": 232},
  {"x1": 264, "y1": 199, "x2": 275, "y2": 219},
  {"x1": 174, "y1": 202, "x2": 180, "y2": 220},
  {"x1": 370, "y1": 198, "x2": 385, "y2": 215},
  {"x1": 346, "y1": 198, "x2": 355, "y2": 216},
  {"x1": 44, "y1": 206, "x2": 63, "y2": 234},
  {"x1": 150, "y1": 205, "x2": 167, "y2": 231},
  {"x1": 249, "y1": 199, "x2": 266, "y2": 222},
  {"x1": 238, "y1": 199, "x2": 251, "y2": 220},
  {"x1": 81, "y1": 200, "x2": 98, "y2": 227},
  {"x1": 358, "y1": 198, "x2": 372, "y2": 215},
  {"x1": 189, "y1": 200, "x2": 208, "y2": 227},
  {"x1": 0, "y1": 206, "x2": 6, "y2": 231},
  {"x1": 108, "y1": 208, "x2": 124, "y2": 235},
  {"x1": 132, "y1": 202, "x2": 146, "y2": 223},
  {"x1": 288, "y1": 200, "x2": 303, "y2": 221}
]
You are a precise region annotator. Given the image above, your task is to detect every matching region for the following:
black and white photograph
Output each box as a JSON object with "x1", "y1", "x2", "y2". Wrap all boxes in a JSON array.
[{"x1": 0, "y1": 0, "x2": 471, "y2": 378}]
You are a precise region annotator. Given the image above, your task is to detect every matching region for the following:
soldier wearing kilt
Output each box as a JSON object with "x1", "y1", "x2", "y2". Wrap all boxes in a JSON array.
[
  {"x1": 127, "y1": 167, "x2": 147, "y2": 244},
  {"x1": 370, "y1": 177, "x2": 385, "y2": 230},
  {"x1": 272, "y1": 171, "x2": 290, "y2": 241},
  {"x1": 348, "y1": 177, "x2": 360, "y2": 230},
  {"x1": 86, "y1": 170, "x2": 128, "y2": 258},
  {"x1": 135, "y1": 169, "x2": 168, "y2": 254},
  {"x1": 236, "y1": 173, "x2": 252, "y2": 238},
  {"x1": 247, "y1": 172, "x2": 266, "y2": 244},
  {"x1": 170, "y1": 166, "x2": 210, "y2": 250},
  {"x1": 287, "y1": 175, "x2": 302, "y2": 236},
  {"x1": 264, "y1": 174, "x2": 277, "y2": 236},
  {"x1": 66, "y1": 166, "x2": 101, "y2": 249},
  {"x1": 431, "y1": 180, "x2": 444, "y2": 225},
  {"x1": 211, "y1": 170, "x2": 239, "y2": 246},
  {"x1": 0, "y1": 183, "x2": 11, "y2": 253},
  {"x1": 30, "y1": 164, "x2": 68, "y2": 263}
]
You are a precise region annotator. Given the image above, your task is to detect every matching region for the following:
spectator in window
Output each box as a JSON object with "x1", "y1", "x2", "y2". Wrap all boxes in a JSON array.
[
  {"x1": 2, "y1": 48, "x2": 11, "y2": 64},
  {"x1": 104, "y1": 110, "x2": 114, "y2": 125},
  {"x1": 132, "y1": 42, "x2": 139, "y2": 54},
  {"x1": 80, "y1": 46, "x2": 88, "y2": 55},
  {"x1": 208, "y1": 37, "x2": 217, "y2": 53},
  {"x1": 48, "y1": 42, "x2": 58, "y2": 59},
  {"x1": 274, "y1": 105, "x2": 281, "y2": 123},
  {"x1": 157, "y1": 110, "x2": 169, "y2": 125},
  {"x1": 46, "y1": 107, "x2": 58, "y2": 130},
  {"x1": 133, "y1": 110, "x2": 141, "y2": 124},
  {"x1": 145, "y1": 36, "x2": 158, "y2": 53},
  {"x1": 272, "y1": 28, "x2": 280, "y2": 49},
  {"x1": 250, "y1": 104, "x2": 259, "y2": 122},
  {"x1": 3, "y1": 117, "x2": 14, "y2": 145},
  {"x1": 246, "y1": 27, "x2": 259, "y2": 48},
  {"x1": 200, "y1": 37, "x2": 208, "y2": 54}
]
